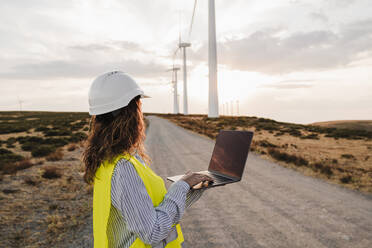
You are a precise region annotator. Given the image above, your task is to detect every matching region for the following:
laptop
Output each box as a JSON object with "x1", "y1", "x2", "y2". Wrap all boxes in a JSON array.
[{"x1": 167, "y1": 130, "x2": 254, "y2": 188}]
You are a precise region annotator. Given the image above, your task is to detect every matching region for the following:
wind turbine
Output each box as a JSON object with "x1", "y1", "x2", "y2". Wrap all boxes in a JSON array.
[
  {"x1": 178, "y1": 36, "x2": 191, "y2": 115},
  {"x1": 174, "y1": 9, "x2": 191, "y2": 115},
  {"x1": 17, "y1": 96, "x2": 24, "y2": 113},
  {"x1": 168, "y1": 66, "x2": 180, "y2": 114},
  {"x1": 208, "y1": 0, "x2": 219, "y2": 118},
  {"x1": 187, "y1": 0, "x2": 219, "y2": 117}
]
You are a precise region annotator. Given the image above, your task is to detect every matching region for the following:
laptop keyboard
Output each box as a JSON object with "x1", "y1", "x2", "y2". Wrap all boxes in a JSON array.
[{"x1": 199, "y1": 171, "x2": 233, "y2": 184}]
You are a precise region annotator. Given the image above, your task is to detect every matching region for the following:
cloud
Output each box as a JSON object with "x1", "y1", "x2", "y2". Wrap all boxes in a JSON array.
[
  {"x1": 190, "y1": 18, "x2": 372, "y2": 75},
  {"x1": 69, "y1": 41, "x2": 150, "y2": 54},
  {"x1": 260, "y1": 79, "x2": 315, "y2": 89},
  {"x1": 0, "y1": 59, "x2": 168, "y2": 80},
  {"x1": 0, "y1": 38, "x2": 167, "y2": 80},
  {"x1": 261, "y1": 83, "x2": 313, "y2": 90},
  {"x1": 309, "y1": 12, "x2": 328, "y2": 22}
]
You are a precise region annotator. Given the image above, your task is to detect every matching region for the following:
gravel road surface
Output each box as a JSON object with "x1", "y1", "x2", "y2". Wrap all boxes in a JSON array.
[{"x1": 145, "y1": 115, "x2": 372, "y2": 248}]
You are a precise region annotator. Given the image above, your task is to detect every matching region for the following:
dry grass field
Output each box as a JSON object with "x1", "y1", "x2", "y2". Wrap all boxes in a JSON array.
[
  {"x1": 0, "y1": 111, "x2": 92, "y2": 247},
  {"x1": 149, "y1": 113, "x2": 372, "y2": 193}
]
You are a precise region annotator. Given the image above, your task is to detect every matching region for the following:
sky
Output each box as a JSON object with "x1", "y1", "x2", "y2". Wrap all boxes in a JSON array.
[{"x1": 0, "y1": 0, "x2": 371, "y2": 124}]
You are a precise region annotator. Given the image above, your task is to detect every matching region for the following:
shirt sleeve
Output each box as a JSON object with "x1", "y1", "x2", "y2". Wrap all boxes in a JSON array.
[
  {"x1": 185, "y1": 187, "x2": 207, "y2": 208},
  {"x1": 111, "y1": 158, "x2": 191, "y2": 245}
]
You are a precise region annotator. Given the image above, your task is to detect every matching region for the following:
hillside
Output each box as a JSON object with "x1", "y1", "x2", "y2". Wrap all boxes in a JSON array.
[{"x1": 311, "y1": 120, "x2": 372, "y2": 132}]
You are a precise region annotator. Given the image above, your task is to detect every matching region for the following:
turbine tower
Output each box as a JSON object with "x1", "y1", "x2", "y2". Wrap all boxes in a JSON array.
[
  {"x1": 169, "y1": 67, "x2": 180, "y2": 114},
  {"x1": 208, "y1": 0, "x2": 219, "y2": 118},
  {"x1": 179, "y1": 42, "x2": 191, "y2": 115},
  {"x1": 17, "y1": 96, "x2": 24, "y2": 113}
]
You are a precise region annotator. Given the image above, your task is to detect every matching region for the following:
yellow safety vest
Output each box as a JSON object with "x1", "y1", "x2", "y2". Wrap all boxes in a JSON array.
[{"x1": 93, "y1": 152, "x2": 185, "y2": 248}]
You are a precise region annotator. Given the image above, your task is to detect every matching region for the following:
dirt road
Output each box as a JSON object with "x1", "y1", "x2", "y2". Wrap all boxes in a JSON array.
[{"x1": 145, "y1": 115, "x2": 372, "y2": 248}]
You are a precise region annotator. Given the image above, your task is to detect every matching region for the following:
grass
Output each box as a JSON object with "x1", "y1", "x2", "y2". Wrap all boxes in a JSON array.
[
  {"x1": 32, "y1": 145, "x2": 57, "y2": 157},
  {"x1": 0, "y1": 148, "x2": 24, "y2": 172},
  {"x1": 46, "y1": 149, "x2": 64, "y2": 161},
  {"x1": 0, "y1": 112, "x2": 92, "y2": 247},
  {"x1": 42, "y1": 166, "x2": 62, "y2": 179},
  {"x1": 268, "y1": 148, "x2": 309, "y2": 167},
  {"x1": 67, "y1": 143, "x2": 77, "y2": 151},
  {"x1": 0, "y1": 111, "x2": 89, "y2": 174}
]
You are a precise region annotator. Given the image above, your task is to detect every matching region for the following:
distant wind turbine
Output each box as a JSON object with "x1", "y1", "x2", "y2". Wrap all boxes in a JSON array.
[
  {"x1": 168, "y1": 66, "x2": 181, "y2": 114},
  {"x1": 17, "y1": 96, "x2": 24, "y2": 113}
]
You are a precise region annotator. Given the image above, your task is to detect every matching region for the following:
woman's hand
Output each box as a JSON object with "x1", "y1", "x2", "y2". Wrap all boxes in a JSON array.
[{"x1": 180, "y1": 171, "x2": 214, "y2": 189}]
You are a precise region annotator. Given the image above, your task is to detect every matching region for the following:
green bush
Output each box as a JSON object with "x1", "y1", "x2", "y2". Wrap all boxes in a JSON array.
[
  {"x1": 21, "y1": 142, "x2": 34, "y2": 151},
  {"x1": 44, "y1": 129, "x2": 72, "y2": 137},
  {"x1": 0, "y1": 148, "x2": 24, "y2": 171},
  {"x1": 35, "y1": 126, "x2": 50, "y2": 132},
  {"x1": 257, "y1": 140, "x2": 278, "y2": 148},
  {"x1": 340, "y1": 175, "x2": 352, "y2": 184},
  {"x1": 69, "y1": 132, "x2": 87, "y2": 142},
  {"x1": 31, "y1": 145, "x2": 56, "y2": 157}
]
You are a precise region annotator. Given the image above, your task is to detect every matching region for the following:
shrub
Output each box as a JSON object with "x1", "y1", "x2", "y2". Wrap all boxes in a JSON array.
[
  {"x1": 274, "y1": 132, "x2": 285, "y2": 136},
  {"x1": 340, "y1": 175, "x2": 352, "y2": 184},
  {"x1": 42, "y1": 166, "x2": 62, "y2": 179},
  {"x1": 68, "y1": 132, "x2": 87, "y2": 142},
  {"x1": 310, "y1": 162, "x2": 333, "y2": 177},
  {"x1": 46, "y1": 149, "x2": 64, "y2": 161},
  {"x1": 24, "y1": 176, "x2": 39, "y2": 186},
  {"x1": 43, "y1": 138, "x2": 69, "y2": 147},
  {"x1": 21, "y1": 142, "x2": 34, "y2": 151},
  {"x1": 31, "y1": 145, "x2": 56, "y2": 157},
  {"x1": 44, "y1": 129, "x2": 72, "y2": 137},
  {"x1": 0, "y1": 148, "x2": 24, "y2": 171},
  {"x1": 288, "y1": 129, "x2": 302, "y2": 137},
  {"x1": 67, "y1": 143, "x2": 77, "y2": 151},
  {"x1": 35, "y1": 126, "x2": 50, "y2": 132},
  {"x1": 6, "y1": 137, "x2": 16, "y2": 146},
  {"x1": 341, "y1": 154, "x2": 355, "y2": 160},
  {"x1": 17, "y1": 136, "x2": 44, "y2": 144},
  {"x1": 267, "y1": 148, "x2": 308, "y2": 166},
  {"x1": 2, "y1": 188, "x2": 20, "y2": 194},
  {"x1": 14, "y1": 159, "x2": 33, "y2": 171},
  {"x1": 1, "y1": 159, "x2": 33, "y2": 174},
  {"x1": 257, "y1": 140, "x2": 278, "y2": 148},
  {"x1": 300, "y1": 133, "x2": 319, "y2": 140}
]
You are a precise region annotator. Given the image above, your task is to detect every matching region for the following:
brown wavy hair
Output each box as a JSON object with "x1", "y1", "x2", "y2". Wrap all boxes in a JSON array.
[{"x1": 82, "y1": 95, "x2": 151, "y2": 184}]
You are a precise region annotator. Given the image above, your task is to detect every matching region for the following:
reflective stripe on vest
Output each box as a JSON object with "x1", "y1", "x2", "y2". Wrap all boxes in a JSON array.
[{"x1": 93, "y1": 153, "x2": 185, "y2": 248}]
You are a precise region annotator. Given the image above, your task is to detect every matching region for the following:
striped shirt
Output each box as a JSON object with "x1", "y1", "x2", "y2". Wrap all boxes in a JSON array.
[{"x1": 108, "y1": 154, "x2": 206, "y2": 248}]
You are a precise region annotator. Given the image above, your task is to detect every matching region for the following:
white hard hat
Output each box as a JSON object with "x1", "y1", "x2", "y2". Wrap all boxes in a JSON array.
[{"x1": 88, "y1": 71, "x2": 150, "y2": 115}]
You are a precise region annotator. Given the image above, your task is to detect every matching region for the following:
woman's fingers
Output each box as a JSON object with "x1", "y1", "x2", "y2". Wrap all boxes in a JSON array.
[
  {"x1": 192, "y1": 181, "x2": 204, "y2": 189},
  {"x1": 182, "y1": 171, "x2": 214, "y2": 189}
]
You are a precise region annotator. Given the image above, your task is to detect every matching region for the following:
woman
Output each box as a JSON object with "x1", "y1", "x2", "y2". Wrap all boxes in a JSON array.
[{"x1": 83, "y1": 71, "x2": 214, "y2": 248}]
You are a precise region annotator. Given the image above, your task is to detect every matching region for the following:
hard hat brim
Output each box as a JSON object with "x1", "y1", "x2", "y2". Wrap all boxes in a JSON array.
[{"x1": 141, "y1": 94, "x2": 151, "y2": 98}]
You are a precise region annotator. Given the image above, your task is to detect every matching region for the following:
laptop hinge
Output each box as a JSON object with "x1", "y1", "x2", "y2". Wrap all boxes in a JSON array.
[{"x1": 207, "y1": 170, "x2": 240, "y2": 181}]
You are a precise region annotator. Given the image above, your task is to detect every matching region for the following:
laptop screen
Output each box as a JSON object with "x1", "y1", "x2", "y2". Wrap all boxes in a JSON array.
[{"x1": 208, "y1": 130, "x2": 253, "y2": 179}]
